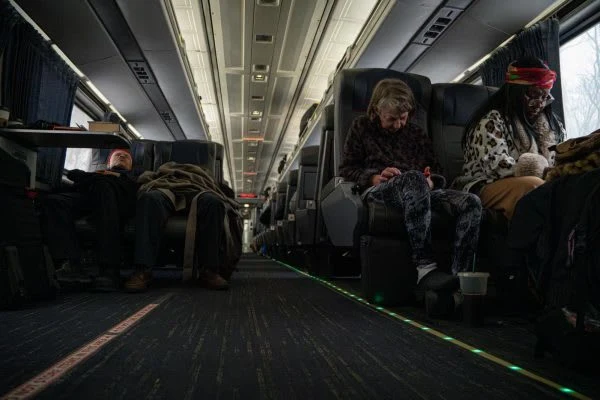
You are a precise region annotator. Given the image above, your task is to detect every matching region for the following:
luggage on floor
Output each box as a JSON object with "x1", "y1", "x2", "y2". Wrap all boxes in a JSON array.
[
  {"x1": 534, "y1": 178, "x2": 600, "y2": 369},
  {"x1": 0, "y1": 147, "x2": 58, "y2": 309},
  {"x1": 219, "y1": 205, "x2": 243, "y2": 281},
  {"x1": 360, "y1": 236, "x2": 417, "y2": 306}
]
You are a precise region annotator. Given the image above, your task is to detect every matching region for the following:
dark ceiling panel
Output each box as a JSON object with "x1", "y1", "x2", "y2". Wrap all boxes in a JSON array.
[
  {"x1": 15, "y1": 0, "x2": 118, "y2": 65},
  {"x1": 83, "y1": 57, "x2": 172, "y2": 140},
  {"x1": 355, "y1": 0, "x2": 443, "y2": 69},
  {"x1": 409, "y1": 0, "x2": 556, "y2": 82}
]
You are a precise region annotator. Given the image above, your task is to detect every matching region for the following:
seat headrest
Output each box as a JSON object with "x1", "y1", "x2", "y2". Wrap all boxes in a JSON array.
[
  {"x1": 322, "y1": 104, "x2": 334, "y2": 131},
  {"x1": 431, "y1": 84, "x2": 497, "y2": 127},
  {"x1": 300, "y1": 146, "x2": 320, "y2": 166},
  {"x1": 333, "y1": 69, "x2": 432, "y2": 174},
  {"x1": 153, "y1": 140, "x2": 224, "y2": 182},
  {"x1": 130, "y1": 140, "x2": 155, "y2": 172},
  {"x1": 277, "y1": 181, "x2": 287, "y2": 193},
  {"x1": 288, "y1": 169, "x2": 299, "y2": 185},
  {"x1": 430, "y1": 83, "x2": 497, "y2": 183}
]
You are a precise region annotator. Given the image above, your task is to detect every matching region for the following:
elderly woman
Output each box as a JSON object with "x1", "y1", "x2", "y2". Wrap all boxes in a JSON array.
[
  {"x1": 455, "y1": 57, "x2": 565, "y2": 220},
  {"x1": 339, "y1": 78, "x2": 482, "y2": 303}
]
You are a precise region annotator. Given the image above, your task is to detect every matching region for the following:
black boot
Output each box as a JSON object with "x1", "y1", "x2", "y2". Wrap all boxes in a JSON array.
[{"x1": 416, "y1": 269, "x2": 459, "y2": 302}]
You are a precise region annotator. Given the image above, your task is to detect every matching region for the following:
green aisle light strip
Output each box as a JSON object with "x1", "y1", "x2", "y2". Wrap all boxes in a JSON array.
[{"x1": 274, "y1": 259, "x2": 589, "y2": 400}]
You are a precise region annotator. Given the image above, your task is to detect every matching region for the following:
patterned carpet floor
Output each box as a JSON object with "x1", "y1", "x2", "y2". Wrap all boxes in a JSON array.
[{"x1": 1, "y1": 255, "x2": 597, "y2": 399}]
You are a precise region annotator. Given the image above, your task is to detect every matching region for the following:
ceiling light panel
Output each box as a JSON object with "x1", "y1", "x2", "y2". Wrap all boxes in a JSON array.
[
  {"x1": 171, "y1": 0, "x2": 232, "y2": 188},
  {"x1": 269, "y1": 0, "x2": 378, "y2": 183}
]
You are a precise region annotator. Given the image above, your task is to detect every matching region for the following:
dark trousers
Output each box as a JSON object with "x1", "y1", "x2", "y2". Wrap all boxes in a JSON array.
[
  {"x1": 41, "y1": 179, "x2": 134, "y2": 268},
  {"x1": 370, "y1": 170, "x2": 482, "y2": 274},
  {"x1": 134, "y1": 191, "x2": 225, "y2": 273}
]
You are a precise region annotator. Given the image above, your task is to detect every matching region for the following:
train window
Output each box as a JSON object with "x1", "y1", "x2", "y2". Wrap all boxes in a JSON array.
[
  {"x1": 64, "y1": 104, "x2": 93, "y2": 171},
  {"x1": 560, "y1": 22, "x2": 600, "y2": 138}
]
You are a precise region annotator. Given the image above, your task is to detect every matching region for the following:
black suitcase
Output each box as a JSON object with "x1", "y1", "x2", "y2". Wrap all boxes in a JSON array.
[
  {"x1": 0, "y1": 147, "x2": 58, "y2": 308},
  {"x1": 360, "y1": 236, "x2": 417, "y2": 306}
]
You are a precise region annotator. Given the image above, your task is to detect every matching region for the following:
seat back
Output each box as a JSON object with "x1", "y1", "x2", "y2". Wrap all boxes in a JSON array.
[
  {"x1": 333, "y1": 68, "x2": 432, "y2": 175},
  {"x1": 295, "y1": 146, "x2": 319, "y2": 245},
  {"x1": 275, "y1": 182, "x2": 287, "y2": 221},
  {"x1": 296, "y1": 146, "x2": 319, "y2": 210},
  {"x1": 153, "y1": 140, "x2": 224, "y2": 183},
  {"x1": 285, "y1": 169, "x2": 298, "y2": 216},
  {"x1": 316, "y1": 104, "x2": 335, "y2": 244},
  {"x1": 90, "y1": 139, "x2": 154, "y2": 172},
  {"x1": 429, "y1": 83, "x2": 496, "y2": 183}
]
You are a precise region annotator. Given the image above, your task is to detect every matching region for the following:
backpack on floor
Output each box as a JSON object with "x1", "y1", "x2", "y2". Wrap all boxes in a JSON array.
[
  {"x1": 219, "y1": 205, "x2": 243, "y2": 281},
  {"x1": 0, "y1": 148, "x2": 59, "y2": 309},
  {"x1": 534, "y1": 177, "x2": 600, "y2": 369}
]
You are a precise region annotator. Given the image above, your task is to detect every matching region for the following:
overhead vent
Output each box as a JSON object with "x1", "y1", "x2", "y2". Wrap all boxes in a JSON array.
[
  {"x1": 160, "y1": 111, "x2": 175, "y2": 123},
  {"x1": 253, "y1": 64, "x2": 270, "y2": 73},
  {"x1": 414, "y1": 7, "x2": 462, "y2": 46},
  {"x1": 255, "y1": 34, "x2": 274, "y2": 43},
  {"x1": 128, "y1": 61, "x2": 156, "y2": 84},
  {"x1": 257, "y1": 0, "x2": 280, "y2": 6},
  {"x1": 251, "y1": 95, "x2": 265, "y2": 101}
]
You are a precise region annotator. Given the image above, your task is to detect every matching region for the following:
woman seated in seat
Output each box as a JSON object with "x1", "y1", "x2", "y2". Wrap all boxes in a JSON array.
[
  {"x1": 339, "y1": 78, "x2": 482, "y2": 302},
  {"x1": 454, "y1": 57, "x2": 565, "y2": 220}
]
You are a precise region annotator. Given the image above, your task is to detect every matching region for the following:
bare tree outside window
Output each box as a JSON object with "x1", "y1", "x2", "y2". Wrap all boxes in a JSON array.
[{"x1": 560, "y1": 23, "x2": 600, "y2": 138}]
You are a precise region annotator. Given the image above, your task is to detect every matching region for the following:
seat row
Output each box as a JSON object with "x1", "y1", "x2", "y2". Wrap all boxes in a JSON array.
[
  {"x1": 74, "y1": 139, "x2": 225, "y2": 269},
  {"x1": 254, "y1": 68, "x2": 509, "y2": 306}
]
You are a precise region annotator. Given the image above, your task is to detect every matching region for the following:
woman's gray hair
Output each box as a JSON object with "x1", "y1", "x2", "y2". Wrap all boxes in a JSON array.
[{"x1": 367, "y1": 79, "x2": 416, "y2": 120}]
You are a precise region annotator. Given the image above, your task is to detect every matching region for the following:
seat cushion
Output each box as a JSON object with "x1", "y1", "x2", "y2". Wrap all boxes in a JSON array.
[
  {"x1": 75, "y1": 215, "x2": 189, "y2": 244},
  {"x1": 367, "y1": 201, "x2": 509, "y2": 239}
]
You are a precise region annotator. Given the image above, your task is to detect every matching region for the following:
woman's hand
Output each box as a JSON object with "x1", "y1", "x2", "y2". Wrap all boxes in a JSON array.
[
  {"x1": 381, "y1": 167, "x2": 401, "y2": 180},
  {"x1": 371, "y1": 175, "x2": 385, "y2": 186},
  {"x1": 426, "y1": 176, "x2": 434, "y2": 189}
]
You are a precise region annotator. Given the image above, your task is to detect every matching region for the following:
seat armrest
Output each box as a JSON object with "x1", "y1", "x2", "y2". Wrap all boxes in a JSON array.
[{"x1": 321, "y1": 177, "x2": 365, "y2": 247}]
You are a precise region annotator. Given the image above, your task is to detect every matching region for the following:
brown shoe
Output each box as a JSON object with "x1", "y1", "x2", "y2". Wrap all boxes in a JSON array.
[
  {"x1": 199, "y1": 271, "x2": 229, "y2": 291},
  {"x1": 124, "y1": 270, "x2": 151, "y2": 293}
]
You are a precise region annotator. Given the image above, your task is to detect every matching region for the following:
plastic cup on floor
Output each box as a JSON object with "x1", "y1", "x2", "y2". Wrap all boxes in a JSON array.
[{"x1": 458, "y1": 272, "x2": 490, "y2": 327}]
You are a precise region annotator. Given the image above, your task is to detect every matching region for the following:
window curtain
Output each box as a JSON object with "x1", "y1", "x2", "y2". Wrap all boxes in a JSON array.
[
  {"x1": 0, "y1": 0, "x2": 80, "y2": 187},
  {"x1": 479, "y1": 19, "x2": 564, "y2": 124}
]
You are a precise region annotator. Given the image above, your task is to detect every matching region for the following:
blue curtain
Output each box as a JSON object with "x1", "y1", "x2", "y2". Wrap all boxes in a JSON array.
[
  {"x1": 479, "y1": 19, "x2": 564, "y2": 123},
  {"x1": 0, "y1": 0, "x2": 80, "y2": 187},
  {"x1": 0, "y1": 0, "x2": 20, "y2": 53}
]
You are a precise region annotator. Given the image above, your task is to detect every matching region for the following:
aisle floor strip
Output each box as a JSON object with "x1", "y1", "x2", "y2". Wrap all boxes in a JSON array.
[
  {"x1": 1, "y1": 294, "x2": 172, "y2": 400},
  {"x1": 275, "y1": 260, "x2": 589, "y2": 400}
]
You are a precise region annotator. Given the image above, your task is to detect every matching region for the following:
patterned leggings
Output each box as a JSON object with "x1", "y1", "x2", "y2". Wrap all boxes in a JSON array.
[{"x1": 369, "y1": 171, "x2": 482, "y2": 274}]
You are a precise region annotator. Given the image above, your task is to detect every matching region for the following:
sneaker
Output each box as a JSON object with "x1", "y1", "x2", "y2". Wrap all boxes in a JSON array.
[
  {"x1": 124, "y1": 270, "x2": 151, "y2": 293},
  {"x1": 199, "y1": 271, "x2": 229, "y2": 291}
]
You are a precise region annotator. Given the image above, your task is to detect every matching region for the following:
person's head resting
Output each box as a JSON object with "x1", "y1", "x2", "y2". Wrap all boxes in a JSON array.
[
  {"x1": 367, "y1": 79, "x2": 416, "y2": 133},
  {"x1": 107, "y1": 149, "x2": 133, "y2": 171},
  {"x1": 464, "y1": 56, "x2": 562, "y2": 147}
]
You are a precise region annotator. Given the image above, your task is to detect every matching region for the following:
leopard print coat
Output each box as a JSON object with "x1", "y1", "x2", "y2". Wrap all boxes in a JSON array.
[{"x1": 454, "y1": 109, "x2": 564, "y2": 193}]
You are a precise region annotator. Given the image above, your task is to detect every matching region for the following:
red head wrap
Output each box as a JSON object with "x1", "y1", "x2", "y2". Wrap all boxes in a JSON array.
[{"x1": 505, "y1": 64, "x2": 557, "y2": 89}]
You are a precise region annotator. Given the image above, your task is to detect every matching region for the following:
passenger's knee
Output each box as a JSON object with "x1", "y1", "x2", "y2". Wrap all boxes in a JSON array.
[
  {"x1": 402, "y1": 170, "x2": 423, "y2": 180},
  {"x1": 197, "y1": 193, "x2": 224, "y2": 210},
  {"x1": 137, "y1": 190, "x2": 167, "y2": 209},
  {"x1": 465, "y1": 193, "x2": 482, "y2": 210},
  {"x1": 513, "y1": 176, "x2": 544, "y2": 190}
]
